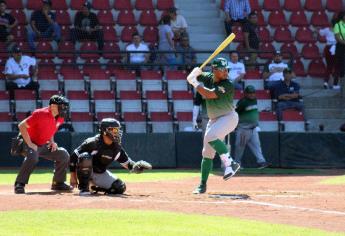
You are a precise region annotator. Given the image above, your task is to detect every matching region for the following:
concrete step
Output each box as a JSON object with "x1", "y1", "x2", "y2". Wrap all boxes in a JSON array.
[
  {"x1": 189, "y1": 25, "x2": 224, "y2": 34},
  {"x1": 300, "y1": 89, "x2": 340, "y2": 98},
  {"x1": 175, "y1": 2, "x2": 217, "y2": 10},
  {"x1": 305, "y1": 108, "x2": 345, "y2": 119},
  {"x1": 304, "y1": 97, "x2": 345, "y2": 109},
  {"x1": 306, "y1": 119, "x2": 344, "y2": 132},
  {"x1": 180, "y1": 10, "x2": 219, "y2": 18},
  {"x1": 187, "y1": 18, "x2": 223, "y2": 26},
  {"x1": 189, "y1": 33, "x2": 224, "y2": 42}
]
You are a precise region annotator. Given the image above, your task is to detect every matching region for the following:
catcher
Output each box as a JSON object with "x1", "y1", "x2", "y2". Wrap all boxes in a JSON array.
[{"x1": 69, "y1": 118, "x2": 152, "y2": 196}]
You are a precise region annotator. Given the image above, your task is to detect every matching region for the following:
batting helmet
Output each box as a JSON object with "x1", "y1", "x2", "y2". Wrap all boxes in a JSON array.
[
  {"x1": 211, "y1": 57, "x2": 229, "y2": 69},
  {"x1": 99, "y1": 118, "x2": 123, "y2": 143}
]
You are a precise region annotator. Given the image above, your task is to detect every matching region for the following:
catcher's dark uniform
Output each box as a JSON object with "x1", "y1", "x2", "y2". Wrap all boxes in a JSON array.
[{"x1": 70, "y1": 134, "x2": 132, "y2": 194}]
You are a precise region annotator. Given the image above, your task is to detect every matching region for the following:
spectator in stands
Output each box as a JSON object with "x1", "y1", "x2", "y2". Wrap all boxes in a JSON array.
[
  {"x1": 228, "y1": 51, "x2": 245, "y2": 90},
  {"x1": 224, "y1": 0, "x2": 251, "y2": 36},
  {"x1": 262, "y1": 51, "x2": 289, "y2": 91},
  {"x1": 70, "y1": 2, "x2": 104, "y2": 52},
  {"x1": 4, "y1": 46, "x2": 39, "y2": 100},
  {"x1": 168, "y1": 7, "x2": 188, "y2": 41},
  {"x1": 0, "y1": 0, "x2": 17, "y2": 49},
  {"x1": 243, "y1": 11, "x2": 259, "y2": 69},
  {"x1": 125, "y1": 32, "x2": 150, "y2": 74},
  {"x1": 27, "y1": 0, "x2": 61, "y2": 51},
  {"x1": 176, "y1": 35, "x2": 196, "y2": 72},
  {"x1": 274, "y1": 68, "x2": 304, "y2": 121},
  {"x1": 318, "y1": 17, "x2": 338, "y2": 89},
  {"x1": 334, "y1": 11, "x2": 345, "y2": 92},
  {"x1": 158, "y1": 15, "x2": 176, "y2": 67}
]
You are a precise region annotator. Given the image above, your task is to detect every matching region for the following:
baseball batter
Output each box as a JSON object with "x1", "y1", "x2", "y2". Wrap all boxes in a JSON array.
[
  {"x1": 234, "y1": 85, "x2": 268, "y2": 169},
  {"x1": 187, "y1": 57, "x2": 240, "y2": 194}
]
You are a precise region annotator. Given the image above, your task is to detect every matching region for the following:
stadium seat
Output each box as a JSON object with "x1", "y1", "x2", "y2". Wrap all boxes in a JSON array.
[
  {"x1": 256, "y1": 11, "x2": 266, "y2": 26},
  {"x1": 135, "y1": 0, "x2": 154, "y2": 10},
  {"x1": 289, "y1": 11, "x2": 308, "y2": 27},
  {"x1": 308, "y1": 59, "x2": 326, "y2": 78},
  {"x1": 176, "y1": 112, "x2": 193, "y2": 131},
  {"x1": 149, "y1": 112, "x2": 173, "y2": 133},
  {"x1": 10, "y1": 10, "x2": 26, "y2": 25},
  {"x1": 292, "y1": 58, "x2": 307, "y2": 77},
  {"x1": 283, "y1": 0, "x2": 303, "y2": 11},
  {"x1": 103, "y1": 26, "x2": 118, "y2": 42},
  {"x1": 37, "y1": 67, "x2": 59, "y2": 90},
  {"x1": 301, "y1": 43, "x2": 320, "y2": 59},
  {"x1": 0, "y1": 112, "x2": 13, "y2": 131},
  {"x1": 57, "y1": 41, "x2": 75, "y2": 60},
  {"x1": 67, "y1": 91, "x2": 90, "y2": 112},
  {"x1": 256, "y1": 90, "x2": 272, "y2": 111},
  {"x1": 280, "y1": 42, "x2": 299, "y2": 59},
  {"x1": 60, "y1": 66, "x2": 85, "y2": 91},
  {"x1": 7, "y1": 0, "x2": 23, "y2": 9},
  {"x1": 326, "y1": 0, "x2": 343, "y2": 12},
  {"x1": 70, "y1": 0, "x2": 85, "y2": 10},
  {"x1": 14, "y1": 90, "x2": 37, "y2": 113},
  {"x1": 26, "y1": 0, "x2": 42, "y2": 10},
  {"x1": 273, "y1": 27, "x2": 293, "y2": 43},
  {"x1": 92, "y1": 0, "x2": 111, "y2": 10},
  {"x1": 0, "y1": 91, "x2": 10, "y2": 112},
  {"x1": 166, "y1": 70, "x2": 188, "y2": 96},
  {"x1": 268, "y1": 11, "x2": 288, "y2": 27},
  {"x1": 259, "y1": 111, "x2": 278, "y2": 131},
  {"x1": 55, "y1": 10, "x2": 71, "y2": 25},
  {"x1": 40, "y1": 90, "x2": 62, "y2": 107},
  {"x1": 120, "y1": 91, "x2": 142, "y2": 112},
  {"x1": 117, "y1": 10, "x2": 136, "y2": 26},
  {"x1": 103, "y1": 42, "x2": 122, "y2": 62},
  {"x1": 84, "y1": 67, "x2": 111, "y2": 91},
  {"x1": 114, "y1": 70, "x2": 137, "y2": 94},
  {"x1": 96, "y1": 112, "x2": 120, "y2": 121},
  {"x1": 97, "y1": 10, "x2": 115, "y2": 26},
  {"x1": 281, "y1": 109, "x2": 305, "y2": 132},
  {"x1": 146, "y1": 90, "x2": 168, "y2": 112},
  {"x1": 263, "y1": 0, "x2": 280, "y2": 11},
  {"x1": 259, "y1": 42, "x2": 275, "y2": 59},
  {"x1": 70, "y1": 112, "x2": 94, "y2": 132},
  {"x1": 79, "y1": 42, "x2": 99, "y2": 60},
  {"x1": 11, "y1": 25, "x2": 26, "y2": 41},
  {"x1": 139, "y1": 10, "x2": 158, "y2": 26},
  {"x1": 51, "y1": 0, "x2": 68, "y2": 9},
  {"x1": 156, "y1": 0, "x2": 175, "y2": 10},
  {"x1": 310, "y1": 11, "x2": 330, "y2": 27},
  {"x1": 36, "y1": 42, "x2": 55, "y2": 60},
  {"x1": 232, "y1": 26, "x2": 244, "y2": 42},
  {"x1": 114, "y1": 0, "x2": 133, "y2": 10},
  {"x1": 141, "y1": 70, "x2": 163, "y2": 94},
  {"x1": 244, "y1": 70, "x2": 263, "y2": 90},
  {"x1": 143, "y1": 26, "x2": 158, "y2": 43},
  {"x1": 233, "y1": 90, "x2": 243, "y2": 105},
  {"x1": 123, "y1": 112, "x2": 147, "y2": 133},
  {"x1": 304, "y1": 0, "x2": 323, "y2": 11},
  {"x1": 171, "y1": 90, "x2": 193, "y2": 112},
  {"x1": 295, "y1": 27, "x2": 315, "y2": 43},
  {"x1": 120, "y1": 26, "x2": 138, "y2": 43},
  {"x1": 60, "y1": 25, "x2": 71, "y2": 41},
  {"x1": 249, "y1": 0, "x2": 260, "y2": 11},
  {"x1": 93, "y1": 90, "x2": 116, "y2": 113},
  {"x1": 258, "y1": 26, "x2": 271, "y2": 42}
]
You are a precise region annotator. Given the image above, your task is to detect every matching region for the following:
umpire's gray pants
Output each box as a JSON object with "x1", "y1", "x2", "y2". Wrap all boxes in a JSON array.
[
  {"x1": 234, "y1": 127, "x2": 266, "y2": 165},
  {"x1": 15, "y1": 145, "x2": 69, "y2": 184}
]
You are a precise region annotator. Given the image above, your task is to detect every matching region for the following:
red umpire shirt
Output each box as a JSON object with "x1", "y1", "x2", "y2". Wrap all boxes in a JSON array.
[{"x1": 26, "y1": 107, "x2": 64, "y2": 146}]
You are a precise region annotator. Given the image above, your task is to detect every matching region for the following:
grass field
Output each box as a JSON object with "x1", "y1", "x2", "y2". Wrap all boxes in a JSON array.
[
  {"x1": 320, "y1": 175, "x2": 345, "y2": 185},
  {"x1": 0, "y1": 209, "x2": 342, "y2": 236}
]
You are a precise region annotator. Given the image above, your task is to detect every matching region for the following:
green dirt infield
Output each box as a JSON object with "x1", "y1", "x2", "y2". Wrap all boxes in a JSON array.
[
  {"x1": 0, "y1": 168, "x2": 328, "y2": 185},
  {"x1": 0, "y1": 209, "x2": 343, "y2": 236}
]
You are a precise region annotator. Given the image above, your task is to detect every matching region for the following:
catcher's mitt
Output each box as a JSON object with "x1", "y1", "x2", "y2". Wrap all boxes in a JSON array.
[{"x1": 131, "y1": 160, "x2": 152, "y2": 174}]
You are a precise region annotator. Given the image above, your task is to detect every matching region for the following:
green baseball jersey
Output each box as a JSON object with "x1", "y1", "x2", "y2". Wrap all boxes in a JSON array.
[
  {"x1": 235, "y1": 97, "x2": 259, "y2": 126},
  {"x1": 197, "y1": 72, "x2": 234, "y2": 119}
]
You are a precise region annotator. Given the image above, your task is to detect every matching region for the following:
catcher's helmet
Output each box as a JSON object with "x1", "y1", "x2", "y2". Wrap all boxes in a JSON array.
[
  {"x1": 211, "y1": 57, "x2": 229, "y2": 69},
  {"x1": 100, "y1": 118, "x2": 122, "y2": 143},
  {"x1": 49, "y1": 95, "x2": 69, "y2": 118}
]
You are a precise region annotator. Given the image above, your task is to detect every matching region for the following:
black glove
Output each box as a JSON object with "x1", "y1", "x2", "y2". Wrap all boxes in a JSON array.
[{"x1": 130, "y1": 160, "x2": 152, "y2": 174}]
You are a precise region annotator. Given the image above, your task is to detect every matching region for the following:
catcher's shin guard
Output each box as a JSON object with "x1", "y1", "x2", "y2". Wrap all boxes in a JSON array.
[{"x1": 77, "y1": 153, "x2": 92, "y2": 191}]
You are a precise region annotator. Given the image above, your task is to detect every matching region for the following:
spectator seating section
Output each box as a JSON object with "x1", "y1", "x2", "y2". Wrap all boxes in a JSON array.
[{"x1": 281, "y1": 109, "x2": 305, "y2": 132}]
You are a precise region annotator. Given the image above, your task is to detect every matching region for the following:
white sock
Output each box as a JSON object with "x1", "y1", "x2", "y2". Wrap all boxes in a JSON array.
[{"x1": 220, "y1": 153, "x2": 233, "y2": 167}]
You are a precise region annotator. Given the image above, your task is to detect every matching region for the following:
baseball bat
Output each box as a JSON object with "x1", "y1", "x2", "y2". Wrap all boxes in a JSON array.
[{"x1": 199, "y1": 33, "x2": 236, "y2": 70}]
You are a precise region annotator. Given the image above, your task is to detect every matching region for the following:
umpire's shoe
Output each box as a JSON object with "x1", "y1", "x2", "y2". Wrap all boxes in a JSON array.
[
  {"x1": 223, "y1": 161, "x2": 240, "y2": 180},
  {"x1": 14, "y1": 182, "x2": 25, "y2": 194},
  {"x1": 193, "y1": 183, "x2": 207, "y2": 194},
  {"x1": 51, "y1": 182, "x2": 73, "y2": 191}
]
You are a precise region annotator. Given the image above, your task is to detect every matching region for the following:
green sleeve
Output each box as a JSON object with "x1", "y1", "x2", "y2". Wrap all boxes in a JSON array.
[{"x1": 333, "y1": 23, "x2": 340, "y2": 34}]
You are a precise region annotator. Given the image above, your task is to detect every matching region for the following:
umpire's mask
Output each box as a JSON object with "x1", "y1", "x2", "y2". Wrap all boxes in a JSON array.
[
  {"x1": 49, "y1": 95, "x2": 69, "y2": 119},
  {"x1": 100, "y1": 118, "x2": 123, "y2": 143}
]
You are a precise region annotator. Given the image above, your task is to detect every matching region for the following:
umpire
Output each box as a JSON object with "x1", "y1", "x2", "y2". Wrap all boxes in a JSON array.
[
  {"x1": 234, "y1": 86, "x2": 268, "y2": 169},
  {"x1": 14, "y1": 95, "x2": 72, "y2": 194}
]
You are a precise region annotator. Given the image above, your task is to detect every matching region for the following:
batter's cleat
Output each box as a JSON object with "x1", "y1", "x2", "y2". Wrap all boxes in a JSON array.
[
  {"x1": 223, "y1": 161, "x2": 240, "y2": 180},
  {"x1": 51, "y1": 182, "x2": 73, "y2": 191},
  {"x1": 257, "y1": 162, "x2": 269, "y2": 169},
  {"x1": 192, "y1": 184, "x2": 207, "y2": 194},
  {"x1": 14, "y1": 182, "x2": 25, "y2": 194},
  {"x1": 79, "y1": 190, "x2": 91, "y2": 196}
]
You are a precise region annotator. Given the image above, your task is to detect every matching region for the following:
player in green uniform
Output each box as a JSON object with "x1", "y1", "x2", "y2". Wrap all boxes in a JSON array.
[
  {"x1": 187, "y1": 57, "x2": 240, "y2": 194},
  {"x1": 234, "y1": 85, "x2": 268, "y2": 168}
]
